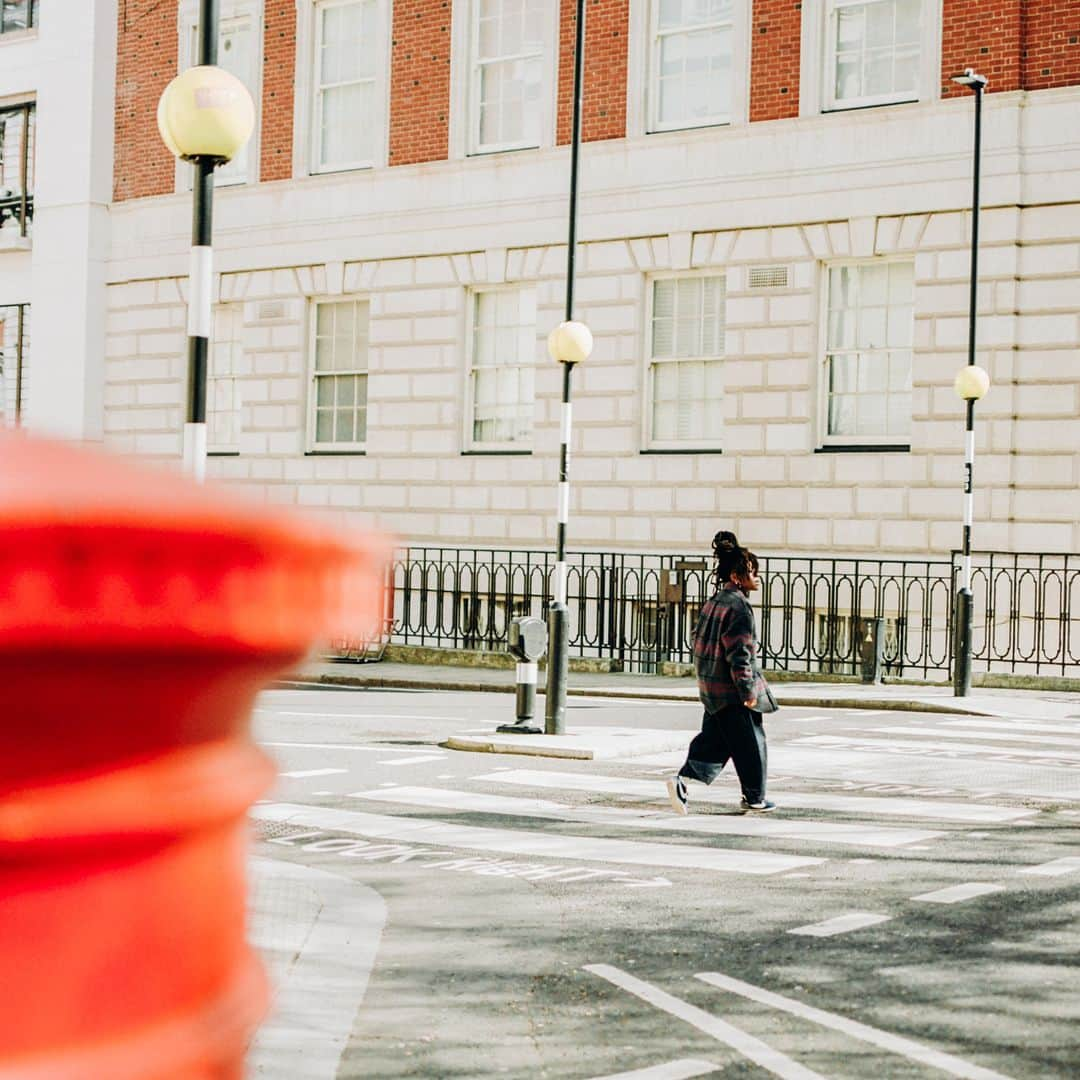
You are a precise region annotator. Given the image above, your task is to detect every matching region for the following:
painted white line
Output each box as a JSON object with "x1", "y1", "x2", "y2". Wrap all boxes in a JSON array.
[
  {"x1": 475, "y1": 768, "x2": 1035, "y2": 823},
  {"x1": 877, "y1": 726, "x2": 1080, "y2": 749},
  {"x1": 437, "y1": 773, "x2": 455, "y2": 779},
  {"x1": 376, "y1": 754, "x2": 446, "y2": 767},
  {"x1": 795, "y1": 734, "x2": 1080, "y2": 763},
  {"x1": 1018, "y1": 855, "x2": 1080, "y2": 877},
  {"x1": 353, "y1": 786, "x2": 940, "y2": 849},
  {"x1": 256, "y1": 711, "x2": 465, "y2": 722},
  {"x1": 942, "y1": 718, "x2": 1080, "y2": 736},
  {"x1": 252, "y1": 803, "x2": 823, "y2": 875},
  {"x1": 248, "y1": 857, "x2": 386, "y2": 1080},
  {"x1": 585, "y1": 1057, "x2": 719, "y2": 1080},
  {"x1": 695, "y1": 972, "x2": 1014, "y2": 1080},
  {"x1": 912, "y1": 883, "x2": 1005, "y2": 904},
  {"x1": 281, "y1": 768, "x2": 348, "y2": 779},
  {"x1": 585, "y1": 965, "x2": 824, "y2": 1080},
  {"x1": 788, "y1": 913, "x2": 891, "y2": 937}
]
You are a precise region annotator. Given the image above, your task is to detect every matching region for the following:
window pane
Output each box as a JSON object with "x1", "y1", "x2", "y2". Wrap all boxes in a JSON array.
[
  {"x1": 832, "y1": 0, "x2": 921, "y2": 103},
  {"x1": 335, "y1": 408, "x2": 355, "y2": 443},
  {"x1": 470, "y1": 289, "x2": 534, "y2": 444},
  {"x1": 316, "y1": 376, "x2": 335, "y2": 407},
  {"x1": 315, "y1": 409, "x2": 334, "y2": 442}
]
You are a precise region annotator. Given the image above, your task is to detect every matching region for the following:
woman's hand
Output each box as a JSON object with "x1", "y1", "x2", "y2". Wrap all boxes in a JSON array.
[{"x1": 743, "y1": 698, "x2": 757, "y2": 708}]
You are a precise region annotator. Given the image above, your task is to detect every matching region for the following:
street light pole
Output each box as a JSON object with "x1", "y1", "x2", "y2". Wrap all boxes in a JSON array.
[
  {"x1": 185, "y1": 0, "x2": 220, "y2": 482},
  {"x1": 545, "y1": 0, "x2": 590, "y2": 736},
  {"x1": 157, "y1": 0, "x2": 254, "y2": 482},
  {"x1": 951, "y1": 68, "x2": 989, "y2": 697}
]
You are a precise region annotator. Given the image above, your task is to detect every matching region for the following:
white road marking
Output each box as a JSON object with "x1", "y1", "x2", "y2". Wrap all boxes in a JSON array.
[
  {"x1": 942, "y1": 718, "x2": 1080, "y2": 736},
  {"x1": 795, "y1": 734, "x2": 1080, "y2": 763},
  {"x1": 585, "y1": 965, "x2": 826, "y2": 1080},
  {"x1": 376, "y1": 754, "x2": 447, "y2": 766},
  {"x1": 585, "y1": 1058, "x2": 719, "y2": 1080},
  {"x1": 695, "y1": 972, "x2": 1014, "y2": 1080},
  {"x1": 353, "y1": 786, "x2": 940, "y2": 849},
  {"x1": 877, "y1": 725, "x2": 1080, "y2": 749},
  {"x1": 475, "y1": 768, "x2": 1034, "y2": 823},
  {"x1": 912, "y1": 883, "x2": 1005, "y2": 904},
  {"x1": 252, "y1": 803, "x2": 823, "y2": 875},
  {"x1": 437, "y1": 773, "x2": 455, "y2": 779},
  {"x1": 248, "y1": 857, "x2": 386, "y2": 1080},
  {"x1": 788, "y1": 913, "x2": 891, "y2": 937},
  {"x1": 256, "y1": 711, "x2": 465, "y2": 722},
  {"x1": 1018, "y1": 855, "x2": 1080, "y2": 877},
  {"x1": 281, "y1": 769, "x2": 348, "y2": 779},
  {"x1": 263, "y1": 741, "x2": 442, "y2": 753}
]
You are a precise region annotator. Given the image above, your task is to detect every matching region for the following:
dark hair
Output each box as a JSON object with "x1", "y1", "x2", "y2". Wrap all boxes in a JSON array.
[{"x1": 712, "y1": 530, "x2": 759, "y2": 590}]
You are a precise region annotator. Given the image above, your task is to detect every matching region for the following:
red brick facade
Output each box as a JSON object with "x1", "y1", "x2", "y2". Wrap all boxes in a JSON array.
[
  {"x1": 111, "y1": 0, "x2": 1080, "y2": 202},
  {"x1": 1023, "y1": 0, "x2": 1080, "y2": 89},
  {"x1": 941, "y1": 0, "x2": 1023, "y2": 97},
  {"x1": 113, "y1": 0, "x2": 178, "y2": 201},
  {"x1": 557, "y1": 0, "x2": 629, "y2": 145},
  {"x1": 388, "y1": 0, "x2": 452, "y2": 166},
  {"x1": 749, "y1": 0, "x2": 802, "y2": 122},
  {"x1": 260, "y1": 2, "x2": 296, "y2": 181}
]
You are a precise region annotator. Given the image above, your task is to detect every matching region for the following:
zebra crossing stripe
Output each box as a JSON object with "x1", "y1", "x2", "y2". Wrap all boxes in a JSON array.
[
  {"x1": 788, "y1": 912, "x2": 891, "y2": 937},
  {"x1": 795, "y1": 734, "x2": 1080, "y2": 763},
  {"x1": 694, "y1": 972, "x2": 1014, "y2": 1080},
  {"x1": 585, "y1": 965, "x2": 827, "y2": 1080},
  {"x1": 252, "y1": 803, "x2": 823, "y2": 875},
  {"x1": 876, "y1": 726, "x2": 1080, "y2": 750},
  {"x1": 1017, "y1": 856, "x2": 1080, "y2": 877},
  {"x1": 584, "y1": 1058, "x2": 718, "y2": 1080},
  {"x1": 942, "y1": 718, "x2": 1080, "y2": 736},
  {"x1": 354, "y1": 785, "x2": 942, "y2": 849},
  {"x1": 911, "y1": 883, "x2": 1005, "y2": 904},
  {"x1": 474, "y1": 768, "x2": 1035, "y2": 823}
]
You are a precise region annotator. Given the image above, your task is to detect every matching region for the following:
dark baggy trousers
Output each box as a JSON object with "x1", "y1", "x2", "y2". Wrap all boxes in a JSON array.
[{"x1": 677, "y1": 704, "x2": 767, "y2": 804}]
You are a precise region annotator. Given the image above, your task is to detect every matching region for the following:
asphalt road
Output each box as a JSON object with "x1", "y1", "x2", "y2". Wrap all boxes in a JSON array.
[{"x1": 246, "y1": 686, "x2": 1080, "y2": 1080}]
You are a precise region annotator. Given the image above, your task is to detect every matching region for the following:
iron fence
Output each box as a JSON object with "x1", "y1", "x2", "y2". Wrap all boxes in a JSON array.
[{"x1": 378, "y1": 546, "x2": 1080, "y2": 679}]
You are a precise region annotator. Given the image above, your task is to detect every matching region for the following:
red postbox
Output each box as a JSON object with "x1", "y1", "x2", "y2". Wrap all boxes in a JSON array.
[{"x1": 0, "y1": 431, "x2": 388, "y2": 1079}]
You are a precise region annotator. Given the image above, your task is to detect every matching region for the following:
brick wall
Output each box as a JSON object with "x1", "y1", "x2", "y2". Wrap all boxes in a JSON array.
[
  {"x1": 388, "y1": 0, "x2": 452, "y2": 166},
  {"x1": 1023, "y1": 0, "x2": 1080, "y2": 89},
  {"x1": 557, "y1": 0, "x2": 629, "y2": 145},
  {"x1": 749, "y1": 0, "x2": 802, "y2": 121},
  {"x1": 114, "y1": 0, "x2": 178, "y2": 201},
  {"x1": 941, "y1": 0, "x2": 1023, "y2": 97},
  {"x1": 260, "y1": 1, "x2": 295, "y2": 181}
]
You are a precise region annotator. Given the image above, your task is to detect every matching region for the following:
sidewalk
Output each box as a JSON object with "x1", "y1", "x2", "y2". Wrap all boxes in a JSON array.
[{"x1": 285, "y1": 658, "x2": 1080, "y2": 722}]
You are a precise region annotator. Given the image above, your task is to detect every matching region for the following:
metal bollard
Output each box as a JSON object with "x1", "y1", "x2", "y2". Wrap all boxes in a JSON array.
[
  {"x1": 860, "y1": 617, "x2": 884, "y2": 684},
  {"x1": 497, "y1": 616, "x2": 548, "y2": 735}
]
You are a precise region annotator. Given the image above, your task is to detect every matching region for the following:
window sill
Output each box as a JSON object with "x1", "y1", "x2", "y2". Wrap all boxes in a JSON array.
[
  {"x1": 462, "y1": 449, "x2": 532, "y2": 456},
  {"x1": 641, "y1": 447, "x2": 723, "y2": 455},
  {"x1": 822, "y1": 96, "x2": 919, "y2": 114},
  {"x1": 815, "y1": 444, "x2": 910, "y2": 454},
  {"x1": 305, "y1": 449, "x2": 366, "y2": 456},
  {"x1": 208, "y1": 451, "x2": 240, "y2": 457},
  {"x1": 0, "y1": 29, "x2": 37, "y2": 45}
]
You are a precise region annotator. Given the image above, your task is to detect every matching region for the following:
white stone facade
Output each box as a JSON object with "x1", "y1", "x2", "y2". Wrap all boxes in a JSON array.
[{"x1": 104, "y1": 86, "x2": 1080, "y2": 557}]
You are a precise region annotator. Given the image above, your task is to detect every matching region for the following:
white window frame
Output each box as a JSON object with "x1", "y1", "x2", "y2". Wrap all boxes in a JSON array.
[
  {"x1": 817, "y1": 258, "x2": 914, "y2": 448},
  {"x1": 208, "y1": 303, "x2": 243, "y2": 454},
  {"x1": 799, "y1": 0, "x2": 941, "y2": 116},
  {"x1": 177, "y1": 1, "x2": 263, "y2": 189},
  {"x1": 306, "y1": 296, "x2": 370, "y2": 453},
  {"x1": 643, "y1": 271, "x2": 727, "y2": 452},
  {"x1": 452, "y1": 0, "x2": 558, "y2": 157},
  {"x1": 292, "y1": 0, "x2": 391, "y2": 176},
  {"x1": 464, "y1": 285, "x2": 537, "y2": 452}
]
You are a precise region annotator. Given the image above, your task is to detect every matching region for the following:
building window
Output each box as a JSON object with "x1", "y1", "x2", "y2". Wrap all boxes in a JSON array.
[
  {"x1": 647, "y1": 276, "x2": 725, "y2": 448},
  {"x1": 208, "y1": 305, "x2": 244, "y2": 454},
  {"x1": 309, "y1": 299, "x2": 369, "y2": 450},
  {"x1": 0, "y1": 303, "x2": 30, "y2": 425},
  {"x1": 823, "y1": 261, "x2": 913, "y2": 444},
  {"x1": 825, "y1": 0, "x2": 921, "y2": 110},
  {"x1": 467, "y1": 289, "x2": 536, "y2": 449},
  {"x1": 0, "y1": 0, "x2": 37, "y2": 34},
  {"x1": 0, "y1": 103, "x2": 35, "y2": 241},
  {"x1": 470, "y1": 0, "x2": 545, "y2": 153},
  {"x1": 650, "y1": 0, "x2": 735, "y2": 131},
  {"x1": 312, "y1": 0, "x2": 380, "y2": 172}
]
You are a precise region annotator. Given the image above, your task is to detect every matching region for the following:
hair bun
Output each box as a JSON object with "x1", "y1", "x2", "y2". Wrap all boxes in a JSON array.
[{"x1": 714, "y1": 530, "x2": 739, "y2": 550}]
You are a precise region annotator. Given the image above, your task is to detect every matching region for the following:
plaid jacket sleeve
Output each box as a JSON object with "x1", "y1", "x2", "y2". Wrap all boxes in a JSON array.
[{"x1": 720, "y1": 595, "x2": 757, "y2": 703}]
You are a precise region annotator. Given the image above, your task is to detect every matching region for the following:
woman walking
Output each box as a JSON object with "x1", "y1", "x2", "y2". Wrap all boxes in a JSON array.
[{"x1": 667, "y1": 530, "x2": 778, "y2": 815}]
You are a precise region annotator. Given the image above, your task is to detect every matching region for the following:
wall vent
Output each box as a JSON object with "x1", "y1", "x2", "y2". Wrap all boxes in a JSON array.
[{"x1": 748, "y1": 265, "x2": 789, "y2": 289}]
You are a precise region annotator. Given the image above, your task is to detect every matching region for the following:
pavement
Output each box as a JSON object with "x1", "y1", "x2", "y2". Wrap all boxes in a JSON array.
[{"x1": 284, "y1": 657, "x2": 1080, "y2": 760}]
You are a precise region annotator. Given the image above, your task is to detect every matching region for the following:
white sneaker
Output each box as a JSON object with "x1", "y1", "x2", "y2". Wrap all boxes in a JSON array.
[{"x1": 666, "y1": 775, "x2": 689, "y2": 815}]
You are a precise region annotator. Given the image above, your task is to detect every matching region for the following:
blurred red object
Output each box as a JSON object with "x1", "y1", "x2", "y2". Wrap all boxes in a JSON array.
[{"x1": 0, "y1": 431, "x2": 390, "y2": 1079}]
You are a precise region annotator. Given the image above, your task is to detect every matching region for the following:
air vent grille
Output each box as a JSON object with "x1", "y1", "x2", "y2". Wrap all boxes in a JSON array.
[{"x1": 748, "y1": 266, "x2": 789, "y2": 289}]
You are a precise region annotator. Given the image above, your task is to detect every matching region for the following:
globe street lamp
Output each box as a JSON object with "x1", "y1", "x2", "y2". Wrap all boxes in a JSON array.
[
  {"x1": 544, "y1": 0, "x2": 592, "y2": 737},
  {"x1": 950, "y1": 68, "x2": 989, "y2": 696},
  {"x1": 157, "y1": 8, "x2": 255, "y2": 481}
]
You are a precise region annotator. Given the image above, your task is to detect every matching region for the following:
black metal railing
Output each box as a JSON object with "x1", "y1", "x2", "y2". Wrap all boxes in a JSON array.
[
  {"x1": 0, "y1": 303, "x2": 29, "y2": 424},
  {"x1": 379, "y1": 545, "x2": 1080, "y2": 680},
  {"x1": 0, "y1": 102, "x2": 35, "y2": 239},
  {"x1": 0, "y1": 0, "x2": 37, "y2": 34}
]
